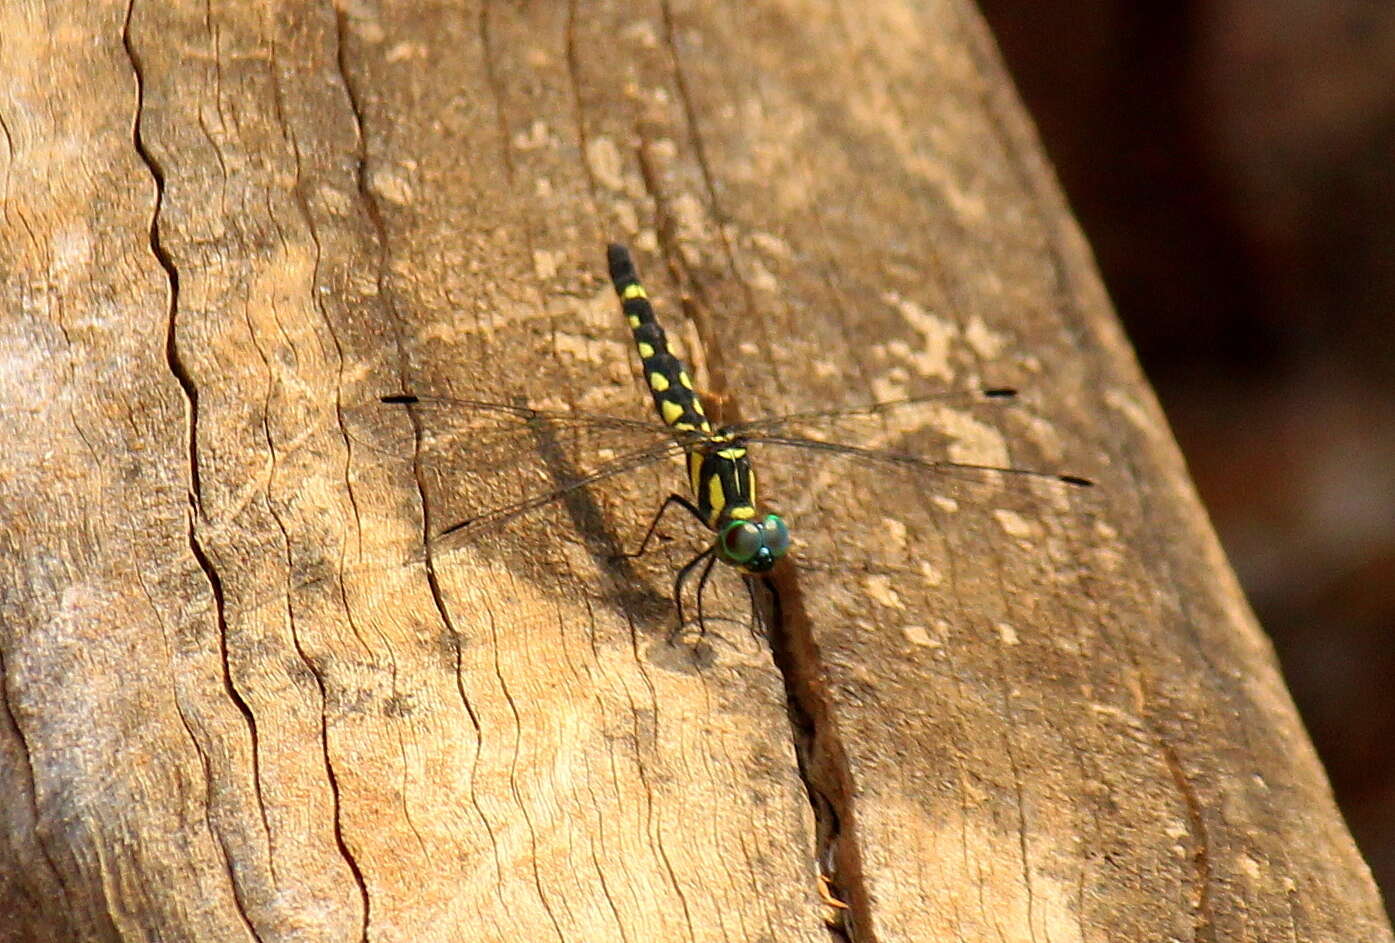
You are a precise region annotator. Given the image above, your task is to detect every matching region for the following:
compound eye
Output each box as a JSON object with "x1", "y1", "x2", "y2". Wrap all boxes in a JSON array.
[
  {"x1": 764, "y1": 515, "x2": 790, "y2": 558},
  {"x1": 722, "y1": 521, "x2": 762, "y2": 563}
]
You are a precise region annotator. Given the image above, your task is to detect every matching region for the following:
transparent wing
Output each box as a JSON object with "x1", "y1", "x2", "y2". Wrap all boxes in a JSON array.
[
  {"x1": 428, "y1": 436, "x2": 693, "y2": 550},
  {"x1": 742, "y1": 433, "x2": 1093, "y2": 489},
  {"x1": 370, "y1": 393, "x2": 710, "y2": 552},
  {"x1": 356, "y1": 394, "x2": 678, "y2": 477},
  {"x1": 360, "y1": 389, "x2": 1090, "y2": 572},
  {"x1": 381, "y1": 393, "x2": 662, "y2": 437},
  {"x1": 740, "y1": 426, "x2": 1093, "y2": 578},
  {"x1": 241, "y1": 390, "x2": 1092, "y2": 620},
  {"x1": 723, "y1": 387, "x2": 1020, "y2": 436},
  {"x1": 721, "y1": 386, "x2": 1092, "y2": 488},
  {"x1": 353, "y1": 392, "x2": 679, "y2": 493}
]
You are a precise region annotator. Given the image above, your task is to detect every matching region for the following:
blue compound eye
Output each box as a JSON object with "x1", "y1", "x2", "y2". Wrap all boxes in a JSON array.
[
  {"x1": 764, "y1": 515, "x2": 790, "y2": 558},
  {"x1": 721, "y1": 521, "x2": 762, "y2": 564}
]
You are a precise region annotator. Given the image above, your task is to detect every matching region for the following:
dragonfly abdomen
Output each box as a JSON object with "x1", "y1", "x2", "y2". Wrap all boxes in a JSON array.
[
  {"x1": 607, "y1": 244, "x2": 713, "y2": 438},
  {"x1": 607, "y1": 243, "x2": 762, "y2": 534}
]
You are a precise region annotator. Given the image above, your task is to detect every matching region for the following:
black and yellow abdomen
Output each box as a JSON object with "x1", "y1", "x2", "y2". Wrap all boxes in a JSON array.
[{"x1": 606, "y1": 244, "x2": 712, "y2": 438}]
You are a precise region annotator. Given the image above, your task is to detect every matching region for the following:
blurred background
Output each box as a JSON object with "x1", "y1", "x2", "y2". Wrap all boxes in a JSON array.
[{"x1": 978, "y1": 0, "x2": 1395, "y2": 915}]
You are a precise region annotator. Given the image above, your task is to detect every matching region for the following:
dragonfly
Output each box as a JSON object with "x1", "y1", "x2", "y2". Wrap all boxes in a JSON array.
[{"x1": 382, "y1": 244, "x2": 1093, "y2": 641}]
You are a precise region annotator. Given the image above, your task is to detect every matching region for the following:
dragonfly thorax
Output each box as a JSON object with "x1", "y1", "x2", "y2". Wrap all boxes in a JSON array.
[
  {"x1": 682, "y1": 431, "x2": 790, "y2": 572},
  {"x1": 687, "y1": 432, "x2": 758, "y2": 528}
]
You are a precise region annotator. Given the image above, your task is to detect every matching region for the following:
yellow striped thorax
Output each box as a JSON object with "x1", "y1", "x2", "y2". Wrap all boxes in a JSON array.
[{"x1": 607, "y1": 243, "x2": 790, "y2": 573}]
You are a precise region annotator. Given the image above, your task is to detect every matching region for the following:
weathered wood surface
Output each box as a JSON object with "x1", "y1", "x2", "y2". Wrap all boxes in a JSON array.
[{"x1": 0, "y1": 0, "x2": 1388, "y2": 941}]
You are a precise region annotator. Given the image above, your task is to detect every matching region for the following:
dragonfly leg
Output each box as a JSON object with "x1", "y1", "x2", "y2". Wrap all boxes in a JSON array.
[
  {"x1": 670, "y1": 545, "x2": 716, "y2": 644},
  {"x1": 693, "y1": 549, "x2": 720, "y2": 639},
  {"x1": 619, "y1": 492, "x2": 707, "y2": 561},
  {"x1": 744, "y1": 575, "x2": 775, "y2": 643}
]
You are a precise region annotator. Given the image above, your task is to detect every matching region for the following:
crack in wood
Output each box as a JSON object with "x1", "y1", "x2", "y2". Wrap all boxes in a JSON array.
[
  {"x1": 631, "y1": 122, "x2": 868, "y2": 931},
  {"x1": 1162, "y1": 741, "x2": 1216, "y2": 943},
  {"x1": 124, "y1": 5, "x2": 271, "y2": 934},
  {"x1": 122, "y1": 0, "x2": 199, "y2": 510},
  {"x1": 767, "y1": 569, "x2": 873, "y2": 942}
]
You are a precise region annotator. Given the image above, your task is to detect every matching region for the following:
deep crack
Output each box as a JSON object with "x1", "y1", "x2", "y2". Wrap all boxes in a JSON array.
[{"x1": 766, "y1": 569, "x2": 871, "y2": 941}]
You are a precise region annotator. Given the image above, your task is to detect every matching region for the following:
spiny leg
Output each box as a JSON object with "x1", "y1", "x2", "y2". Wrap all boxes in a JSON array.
[
  {"x1": 692, "y1": 549, "x2": 720, "y2": 639},
  {"x1": 619, "y1": 492, "x2": 707, "y2": 561},
  {"x1": 670, "y1": 545, "x2": 716, "y2": 644}
]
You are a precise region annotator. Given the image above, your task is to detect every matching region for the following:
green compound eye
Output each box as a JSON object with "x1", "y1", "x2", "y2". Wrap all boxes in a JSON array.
[
  {"x1": 764, "y1": 515, "x2": 790, "y2": 558},
  {"x1": 721, "y1": 521, "x2": 763, "y2": 564}
]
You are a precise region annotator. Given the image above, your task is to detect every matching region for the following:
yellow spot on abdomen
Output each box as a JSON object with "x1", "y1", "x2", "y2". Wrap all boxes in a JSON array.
[
  {"x1": 661, "y1": 400, "x2": 684, "y2": 425},
  {"x1": 678, "y1": 371, "x2": 693, "y2": 389},
  {"x1": 637, "y1": 341, "x2": 655, "y2": 358},
  {"x1": 649, "y1": 372, "x2": 671, "y2": 392},
  {"x1": 622, "y1": 283, "x2": 647, "y2": 300}
]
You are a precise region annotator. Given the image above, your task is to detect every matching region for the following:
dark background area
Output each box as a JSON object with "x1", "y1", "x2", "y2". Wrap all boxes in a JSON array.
[{"x1": 978, "y1": 0, "x2": 1395, "y2": 914}]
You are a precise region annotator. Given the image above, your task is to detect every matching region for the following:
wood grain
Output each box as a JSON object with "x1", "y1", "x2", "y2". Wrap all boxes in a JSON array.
[{"x1": 0, "y1": 0, "x2": 1388, "y2": 941}]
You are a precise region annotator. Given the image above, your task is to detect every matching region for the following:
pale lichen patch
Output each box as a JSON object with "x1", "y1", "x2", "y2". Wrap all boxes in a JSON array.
[
  {"x1": 385, "y1": 41, "x2": 427, "y2": 62},
  {"x1": 993, "y1": 508, "x2": 1038, "y2": 539},
  {"x1": 532, "y1": 249, "x2": 559, "y2": 280},
  {"x1": 881, "y1": 291, "x2": 958, "y2": 382},
  {"x1": 964, "y1": 315, "x2": 1007, "y2": 360},
  {"x1": 1106, "y1": 386, "x2": 1151, "y2": 432},
  {"x1": 883, "y1": 517, "x2": 909, "y2": 549},
  {"x1": 553, "y1": 332, "x2": 624, "y2": 367},
  {"x1": 864, "y1": 573, "x2": 904, "y2": 610},
  {"x1": 749, "y1": 231, "x2": 793, "y2": 259},
  {"x1": 370, "y1": 166, "x2": 413, "y2": 205},
  {"x1": 317, "y1": 183, "x2": 351, "y2": 214},
  {"x1": 902, "y1": 624, "x2": 938, "y2": 648},
  {"x1": 928, "y1": 405, "x2": 1010, "y2": 469},
  {"x1": 671, "y1": 193, "x2": 706, "y2": 246},
  {"x1": 747, "y1": 258, "x2": 779, "y2": 295},
  {"x1": 585, "y1": 136, "x2": 625, "y2": 192},
  {"x1": 614, "y1": 201, "x2": 639, "y2": 235}
]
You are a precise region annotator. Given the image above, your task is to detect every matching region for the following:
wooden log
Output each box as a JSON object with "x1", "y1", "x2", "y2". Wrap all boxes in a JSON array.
[{"x1": 0, "y1": 0, "x2": 1388, "y2": 940}]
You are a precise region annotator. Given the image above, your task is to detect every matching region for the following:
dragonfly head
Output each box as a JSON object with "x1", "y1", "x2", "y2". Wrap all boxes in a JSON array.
[{"x1": 718, "y1": 514, "x2": 790, "y2": 573}]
